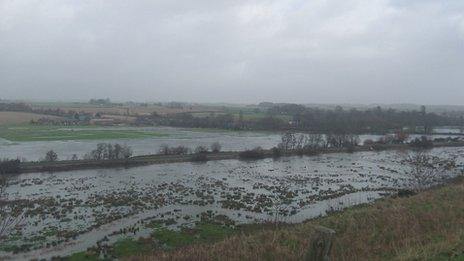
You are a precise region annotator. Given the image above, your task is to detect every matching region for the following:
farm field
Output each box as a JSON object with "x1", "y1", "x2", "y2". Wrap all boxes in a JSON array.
[
  {"x1": 29, "y1": 101, "x2": 224, "y2": 116},
  {"x1": 191, "y1": 111, "x2": 292, "y2": 121},
  {"x1": 0, "y1": 125, "x2": 168, "y2": 142},
  {"x1": 0, "y1": 111, "x2": 63, "y2": 125},
  {"x1": 0, "y1": 126, "x2": 282, "y2": 161}
]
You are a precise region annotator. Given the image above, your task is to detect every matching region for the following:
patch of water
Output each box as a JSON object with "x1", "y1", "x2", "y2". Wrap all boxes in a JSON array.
[{"x1": 2, "y1": 146, "x2": 463, "y2": 259}]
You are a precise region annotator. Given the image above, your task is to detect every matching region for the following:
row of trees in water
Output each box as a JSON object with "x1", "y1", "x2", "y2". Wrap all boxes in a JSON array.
[
  {"x1": 33, "y1": 143, "x2": 134, "y2": 162},
  {"x1": 83, "y1": 143, "x2": 133, "y2": 160},
  {"x1": 158, "y1": 142, "x2": 221, "y2": 156},
  {"x1": 237, "y1": 133, "x2": 361, "y2": 160},
  {"x1": 34, "y1": 142, "x2": 223, "y2": 162},
  {"x1": 0, "y1": 131, "x2": 454, "y2": 173},
  {"x1": 238, "y1": 131, "x2": 444, "y2": 159},
  {"x1": 278, "y1": 132, "x2": 360, "y2": 151}
]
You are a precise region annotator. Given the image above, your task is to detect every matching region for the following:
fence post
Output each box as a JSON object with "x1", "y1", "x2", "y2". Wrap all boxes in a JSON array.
[{"x1": 305, "y1": 225, "x2": 336, "y2": 261}]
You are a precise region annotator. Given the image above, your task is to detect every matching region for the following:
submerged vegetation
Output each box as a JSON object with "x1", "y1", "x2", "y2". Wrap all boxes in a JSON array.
[
  {"x1": 1, "y1": 145, "x2": 461, "y2": 259},
  {"x1": 59, "y1": 177, "x2": 464, "y2": 260},
  {"x1": 0, "y1": 159, "x2": 20, "y2": 174},
  {"x1": 134, "y1": 177, "x2": 464, "y2": 260}
]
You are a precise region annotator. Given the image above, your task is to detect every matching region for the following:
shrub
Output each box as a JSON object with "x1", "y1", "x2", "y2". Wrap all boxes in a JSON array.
[
  {"x1": 44, "y1": 150, "x2": 58, "y2": 162},
  {"x1": 191, "y1": 146, "x2": 209, "y2": 162},
  {"x1": 397, "y1": 189, "x2": 416, "y2": 198},
  {"x1": 0, "y1": 159, "x2": 20, "y2": 174},
  {"x1": 409, "y1": 136, "x2": 433, "y2": 149},
  {"x1": 377, "y1": 132, "x2": 409, "y2": 145},
  {"x1": 159, "y1": 145, "x2": 190, "y2": 155},
  {"x1": 159, "y1": 144, "x2": 171, "y2": 155},
  {"x1": 191, "y1": 153, "x2": 208, "y2": 162},
  {"x1": 84, "y1": 143, "x2": 132, "y2": 160},
  {"x1": 271, "y1": 147, "x2": 282, "y2": 158},
  {"x1": 372, "y1": 144, "x2": 387, "y2": 151},
  {"x1": 194, "y1": 146, "x2": 209, "y2": 154},
  {"x1": 211, "y1": 142, "x2": 222, "y2": 153},
  {"x1": 300, "y1": 145, "x2": 320, "y2": 155},
  {"x1": 171, "y1": 146, "x2": 189, "y2": 155},
  {"x1": 239, "y1": 147, "x2": 266, "y2": 160},
  {"x1": 404, "y1": 151, "x2": 456, "y2": 191},
  {"x1": 345, "y1": 144, "x2": 355, "y2": 153},
  {"x1": 363, "y1": 139, "x2": 375, "y2": 146}
]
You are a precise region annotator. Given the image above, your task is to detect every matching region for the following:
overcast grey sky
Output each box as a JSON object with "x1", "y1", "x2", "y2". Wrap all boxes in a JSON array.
[{"x1": 1, "y1": 0, "x2": 463, "y2": 104}]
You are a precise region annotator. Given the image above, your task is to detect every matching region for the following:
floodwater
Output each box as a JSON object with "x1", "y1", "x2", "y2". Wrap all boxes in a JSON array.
[
  {"x1": 2, "y1": 146, "x2": 463, "y2": 260},
  {"x1": 0, "y1": 126, "x2": 461, "y2": 162},
  {"x1": 0, "y1": 127, "x2": 282, "y2": 161}
]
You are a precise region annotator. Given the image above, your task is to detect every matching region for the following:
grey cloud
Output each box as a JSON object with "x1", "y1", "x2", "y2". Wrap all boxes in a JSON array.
[{"x1": 0, "y1": 0, "x2": 463, "y2": 104}]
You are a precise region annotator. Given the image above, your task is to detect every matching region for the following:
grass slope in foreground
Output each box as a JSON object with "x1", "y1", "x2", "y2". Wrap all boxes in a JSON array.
[{"x1": 0, "y1": 125, "x2": 167, "y2": 142}]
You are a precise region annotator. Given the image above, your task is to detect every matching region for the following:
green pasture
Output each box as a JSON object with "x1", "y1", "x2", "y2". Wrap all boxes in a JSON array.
[{"x1": 0, "y1": 125, "x2": 167, "y2": 142}]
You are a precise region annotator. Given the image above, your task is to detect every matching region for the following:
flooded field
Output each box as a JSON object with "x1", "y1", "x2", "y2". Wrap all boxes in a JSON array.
[
  {"x1": 0, "y1": 127, "x2": 282, "y2": 161},
  {"x1": 1, "y1": 126, "x2": 461, "y2": 162},
  {"x1": 2, "y1": 146, "x2": 463, "y2": 260}
]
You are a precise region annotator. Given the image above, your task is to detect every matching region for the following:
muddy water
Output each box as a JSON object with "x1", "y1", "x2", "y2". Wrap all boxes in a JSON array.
[{"x1": 2, "y1": 146, "x2": 463, "y2": 260}]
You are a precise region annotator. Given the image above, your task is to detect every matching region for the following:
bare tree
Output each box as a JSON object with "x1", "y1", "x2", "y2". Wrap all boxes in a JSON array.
[
  {"x1": 192, "y1": 146, "x2": 209, "y2": 162},
  {"x1": 114, "y1": 143, "x2": 123, "y2": 159},
  {"x1": 84, "y1": 143, "x2": 132, "y2": 160},
  {"x1": 159, "y1": 144, "x2": 171, "y2": 155},
  {"x1": 0, "y1": 178, "x2": 23, "y2": 242},
  {"x1": 194, "y1": 146, "x2": 209, "y2": 154},
  {"x1": 171, "y1": 146, "x2": 189, "y2": 155},
  {"x1": 306, "y1": 133, "x2": 324, "y2": 149},
  {"x1": 159, "y1": 145, "x2": 189, "y2": 155},
  {"x1": 278, "y1": 132, "x2": 296, "y2": 151},
  {"x1": 404, "y1": 151, "x2": 457, "y2": 191},
  {"x1": 44, "y1": 150, "x2": 58, "y2": 162},
  {"x1": 91, "y1": 143, "x2": 106, "y2": 160},
  {"x1": 0, "y1": 159, "x2": 20, "y2": 174},
  {"x1": 120, "y1": 145, "x2": 133, "y2": 159},
  {"x1": 278, "y1": 133, "x2": 326, "y2": 154},
  {"x1": 211, "y1": 142, "x2": 221, "y2": 153},
  {"x1": 106, "y1": 143, "x2": 114, "y2": 159}
]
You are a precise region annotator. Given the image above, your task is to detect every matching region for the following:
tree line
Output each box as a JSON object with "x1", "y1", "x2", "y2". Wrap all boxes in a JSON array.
[
  {"x1": 0, "y1": 159, "x2": 20, "y2": 174},
  {"x1": 36, "y1": 143, "x2": 134, "y2": 162},
  {"x1": 138, "y1": 105, "x2": 463, "y2": 134},
  {"x1": 83, "y1": 143, "x2": 133, "y2": 160}
]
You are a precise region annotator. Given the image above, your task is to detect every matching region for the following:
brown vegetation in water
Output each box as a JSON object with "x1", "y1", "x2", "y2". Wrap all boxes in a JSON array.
[{"x1": 126, "y1": 177, "x2": 464, "y2": 261}]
